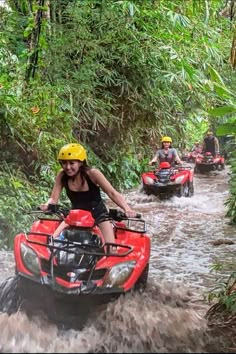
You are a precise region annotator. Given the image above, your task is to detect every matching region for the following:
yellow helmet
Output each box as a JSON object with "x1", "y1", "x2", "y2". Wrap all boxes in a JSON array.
[
  {"x1": 57, "y1": 143, "x2": 87, "y2": 161},
  {"x1": 161, "y1": 136, "x2": 172, "y2": 143},
  {"x1": 207, "y1": 130, "x2": 213, "y2": 135}
]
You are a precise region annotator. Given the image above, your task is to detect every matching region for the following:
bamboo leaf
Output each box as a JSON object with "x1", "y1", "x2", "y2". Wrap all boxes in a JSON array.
[
  {"x1": 213, "y1": 83, "x2": 235, "y2": 99},
  {"x1": 208, "y1": 106, "x2": 236, "y2": 116},
  {"x1": 216, "y1": 123, "x2": 236, "y2": 136},
  {"x1": 207, "y1": 64, "x2": 225, "y2": 85}
]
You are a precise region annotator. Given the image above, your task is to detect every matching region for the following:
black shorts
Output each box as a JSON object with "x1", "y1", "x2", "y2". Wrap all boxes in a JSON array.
[{"x1": 91, "y1": 200, "x2": 111, "y2": 225}]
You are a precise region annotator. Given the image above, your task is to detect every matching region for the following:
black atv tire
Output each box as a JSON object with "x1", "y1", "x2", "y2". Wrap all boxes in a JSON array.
[
  {"x1": 217, "y1": 163, "x2": 225, "y2": 171},
  {"x1": 194, "y1": 165, "x2": 199, "y2": 173},
  {"x1": 142, "y1": 184, "x2": 152, "y2": 196},
  {"x1": 0, "y1": 275, "x2": 93, "y2": 330},
  {"x1": 0, "y1": 275, "x2": 22, "y2": 315},
  {"x1": 176, "y1": 182, "x2": 192, "y2": 198},
  {"x1": 183, "y1": 182, "x2": 190, "y2": 197},
  {"x1": 189, "y1": 181, "x2": 194, "y2": 197},
  {"x1": 134, "y1": 263, "x2": 149, "y2": 291},
  {"x1": 0, "y1": 274, "x2": 61, "y2": 322}
]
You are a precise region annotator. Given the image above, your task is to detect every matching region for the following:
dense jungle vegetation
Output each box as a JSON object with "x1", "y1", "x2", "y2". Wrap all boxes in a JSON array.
[{"x1": 0, "y1": 0, "x2": 235, "y2": 248}]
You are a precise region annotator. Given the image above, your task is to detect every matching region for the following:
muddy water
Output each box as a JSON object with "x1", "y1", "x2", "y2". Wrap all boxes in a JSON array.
[
  {"x1": 0, "y1": 165, "x2": 234, "y2": 353},
  {"x1": 127, "y1": 166, "x2": 235, "y2": 297}
]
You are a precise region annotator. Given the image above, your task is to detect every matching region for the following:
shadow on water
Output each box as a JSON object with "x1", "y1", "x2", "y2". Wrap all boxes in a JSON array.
[
  {"x1": 0, "y1": 275, "x2": 114, "y2": 332},
  {"x1": 0, "y1": 275, "x2": 230, "y2": 353}
]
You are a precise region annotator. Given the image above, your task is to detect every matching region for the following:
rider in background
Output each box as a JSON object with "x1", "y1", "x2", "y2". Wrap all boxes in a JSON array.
[
  {"x1": 148, "y1": 136, "x2": 183, "y2": 166},
  {"x1": 191, "y1": 141, "x2": 202, "y2": 153},
  {"x1": 40, "y1": 143, "x2": 137, "y2": 243},
  {"x1": 202, "y1": 131, "x2": 220, "y2": 157}
]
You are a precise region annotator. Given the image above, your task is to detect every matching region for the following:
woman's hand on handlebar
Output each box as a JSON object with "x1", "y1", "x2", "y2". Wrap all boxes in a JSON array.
[
  {"x1": 39, "y1": 203, "x2": 49, "y2": 212},
  {"x1": 148, "y1": 161, "x2": 156, "y2": 166},
  {"x1": 125, "y1": 209, "x2": 140, "y2": 218}
]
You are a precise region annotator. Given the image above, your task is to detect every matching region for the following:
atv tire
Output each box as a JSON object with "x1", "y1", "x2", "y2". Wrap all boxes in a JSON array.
[
  {"x1": 176, "y1": 182, "x2": 191, "y2": 198},
  {"x1": 183, "y1": 182, "x2": 190, "y2": 197},
  {"x1": 0, "y1": 276, "x2": 22, "y2": 315},
  {"x1": 0, "y1": 275, "x2": 92, "y2": 330},
  {"x1": 217, "y1": 164, "x2": 225, "y2": 171},
  {"x1": 189, "y1": 181, "x2": 194, "y2": 197},
  {"x1": 0, "y1": 275, "x2": 57, "y2": 320}
]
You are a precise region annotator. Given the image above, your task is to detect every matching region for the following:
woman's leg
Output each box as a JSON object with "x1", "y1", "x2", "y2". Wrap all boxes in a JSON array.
[
  {"x1": 52, "y1": 221, "x2": 69, "y2": 238},
  {"x1": 98, "y1": 220, "x2": 115, "y2": 244}
]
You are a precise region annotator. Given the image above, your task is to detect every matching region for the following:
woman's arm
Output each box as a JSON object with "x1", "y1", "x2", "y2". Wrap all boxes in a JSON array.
[
  {"x1": 173, "y1": 149, "x2": 183, "y2": 164},
  {"x1": 149, "y1": 151, "x2": 159, "y2": 165},
  {"x1": 88, "y1": 169, "x2": 137, "y2": 217},
  {"x1": 175, "y1": 154, "x2": 183, "y2": 164},
  {"x1": 40, "y1": 170, "x2": 64, "y2": 211}
]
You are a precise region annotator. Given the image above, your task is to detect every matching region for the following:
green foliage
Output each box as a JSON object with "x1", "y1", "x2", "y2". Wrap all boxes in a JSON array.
[
  {"x1": 205, "y1": 67, "x2": 236, "y2": 223},
  {"x1": 106, "y1": 152, "x2": 149, "y2": 191},
  {"x1": 225, "y1": 148, "x2": 236, "y2": 224},
  {"x1": 0, "y1": 165, "x2": 40, "y2": 248},
  {"x1": 0, "y1": 0, "x2": 235, "y2": 248},
  {"x1": 208, "y1": 264, "x2": 236, "y2": 314}
]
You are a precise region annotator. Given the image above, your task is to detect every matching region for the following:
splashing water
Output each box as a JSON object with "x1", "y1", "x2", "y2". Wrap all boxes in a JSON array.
[{"x1": 0, "y1": 166, "x2": 234, "y2": 352}]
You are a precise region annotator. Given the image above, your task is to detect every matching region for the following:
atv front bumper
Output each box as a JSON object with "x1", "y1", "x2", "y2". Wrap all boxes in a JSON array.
[
  {"x1": 196, "y1": 163, "x2": 217, "y2": 172},
  {"x1": 18, "y1": 271, "x2": 125, "y2": 296},
  {"x1": 143, "y1": 182, "x2": 181, "y2": 197}
]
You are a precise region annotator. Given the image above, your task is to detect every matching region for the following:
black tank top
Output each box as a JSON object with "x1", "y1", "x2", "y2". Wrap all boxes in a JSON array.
[
  {"x1": 204, "y1": 136, "x2": 216, "y2": 155},
  {"x1": 62, "y1": 172, "x2": 102, "y2": 210}
]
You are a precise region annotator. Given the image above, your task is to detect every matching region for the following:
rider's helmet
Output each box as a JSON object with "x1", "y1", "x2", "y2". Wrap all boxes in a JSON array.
[
  {"x1": 207, "y1": 130, "x2": 213, "y2": 136},
  {"x1": 161, "y1": 136, "x2": 172, "y2": 143},
  {"x1": 57, "y1": 143, "x2": 87, "y2": 161}
]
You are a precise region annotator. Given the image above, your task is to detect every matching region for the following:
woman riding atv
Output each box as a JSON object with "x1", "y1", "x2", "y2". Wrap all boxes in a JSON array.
[
  {"x1": 40, "y1": 143, "x2": 137, "y2": 245},
  {"x1": 149, "y1": 136, "x2": 183, "y2": 167}
]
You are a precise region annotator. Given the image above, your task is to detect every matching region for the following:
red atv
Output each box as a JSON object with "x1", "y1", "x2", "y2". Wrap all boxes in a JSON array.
[
  {"x1": 182, "y1": 148, "x2": 202, "y2": 163},
  {"x1": 0, "y1": 205, "x2": 150, "y2": 329},
  {"x1": 141, "y1": 162, "x2": 194, "y2": 200},
  {"x1": 194, "y1": 152, "x2": 225, "y2": 173}
]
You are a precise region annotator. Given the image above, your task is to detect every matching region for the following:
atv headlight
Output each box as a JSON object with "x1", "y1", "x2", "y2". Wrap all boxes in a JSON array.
[
  {"x1": 175, "y1": 175, "x2": 185, "y2": 184},
  {"x1": 103, "y1": 260, "x2": 136, "y2": 287},
  {"x1": 20, "y1": 243, "x2": 41, "y2": 276},
  {"x1": 145, "y1": 177, "x2": 154, "y2": 185}
]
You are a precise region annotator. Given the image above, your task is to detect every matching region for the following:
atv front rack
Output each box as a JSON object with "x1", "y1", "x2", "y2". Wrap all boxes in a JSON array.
[
  {"x1": 24, "y1": 232, "x2": 134, "y2": 292},
  {"x1": 25, "y1": 232, "x2": 133, "y2": 257},
  {"x1": 177, "y1": 165, "x2": 193, "y2": 170}
]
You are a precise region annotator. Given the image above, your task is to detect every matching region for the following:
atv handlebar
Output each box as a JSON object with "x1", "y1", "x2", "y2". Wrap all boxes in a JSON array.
[
  {"x1": 31, "y1": 204, "x2": 141, "y2": 222},
  {"x1": 176, "y1": 164, "x2": 193, "y2": 170},
  {"x1": 29, "y1": 204, "x2": 70, "y2": 218},
  {"x1": 47, "y1": 203, "x2": 70, "y2": 215},
  {"x1": 108, "y1": 208, "x2": 141, "y2": 221}
]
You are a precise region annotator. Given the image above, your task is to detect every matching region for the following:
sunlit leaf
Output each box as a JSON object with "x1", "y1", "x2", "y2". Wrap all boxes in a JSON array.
[
  {"x1": 213, "y1": 83, "x2": 235, "y2": 99},
  {"x1": 208, "y1": 106, "x2": 236, "y2": 116},
  {"x1": 216, "y1": 123, "x2": 236, "y2": 136},
  {"x1": 207, "y1": 64, "x2": 225, "y2": 85}
]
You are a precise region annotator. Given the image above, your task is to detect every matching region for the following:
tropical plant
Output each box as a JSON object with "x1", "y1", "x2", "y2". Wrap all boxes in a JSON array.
[{"x1": 0, "y1": 0, "x2": 235, "y2": 247}]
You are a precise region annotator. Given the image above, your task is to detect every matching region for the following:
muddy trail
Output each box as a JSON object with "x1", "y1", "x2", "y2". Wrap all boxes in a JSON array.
[{"x1": 0, "y1": 165, "x2": 235, "y2": 353}]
